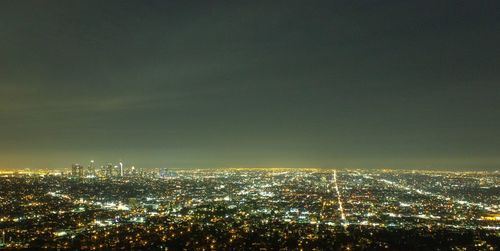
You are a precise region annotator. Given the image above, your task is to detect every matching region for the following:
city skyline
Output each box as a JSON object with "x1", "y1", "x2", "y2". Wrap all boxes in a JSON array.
[{"x1": 1, "y1": 1, "x2": 500, "y2": 170}]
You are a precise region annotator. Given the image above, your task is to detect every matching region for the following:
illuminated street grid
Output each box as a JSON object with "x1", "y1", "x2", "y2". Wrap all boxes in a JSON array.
[{"x1": 0, "y1": 168, "x2": 498, "y2": 250}]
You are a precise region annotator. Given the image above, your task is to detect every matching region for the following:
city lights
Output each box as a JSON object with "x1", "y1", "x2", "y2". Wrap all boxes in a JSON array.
[{"x1": 0, "y1": 166, "x2": 498, "y2": 250}]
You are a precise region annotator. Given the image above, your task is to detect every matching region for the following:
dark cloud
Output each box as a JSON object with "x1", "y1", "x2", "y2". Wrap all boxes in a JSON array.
[{"x1": 0, "y1": 0, "x2": 499, "y2": 170}]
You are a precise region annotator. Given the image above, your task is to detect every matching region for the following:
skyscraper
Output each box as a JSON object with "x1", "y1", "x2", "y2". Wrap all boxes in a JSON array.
[
  {"x1": 71, "y1": 164, "x2": 84, "y2": 178},
  {"x1": 71, "y1": 164, "x2": 78, "y2": 177},
  {"x1": 105, "y1": 163, "x2": 114, "y2": 177},
  {"x1": 87, "y1": 160, "x2": 95, "y2": 177},
  {"x1": 119, "y1": 162, "x2": 124, "y2": 177}
]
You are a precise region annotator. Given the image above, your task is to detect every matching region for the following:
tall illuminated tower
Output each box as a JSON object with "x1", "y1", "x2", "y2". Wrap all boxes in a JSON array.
[
  {"x1": 106, "y1": 163, "x2": 113, "y2": 177},
  {"x1": 71, "y1": 164, "x2": 78, "y2": 177},
  {"x1": 119, "y1": 162, "x2": 124, "y2": 177},
  {"x1": 88, "y1": 160, "x2": 95, "y2": 176},
  {"x1": 72, "y1": 164, "x2": 84, "y2": 178}
]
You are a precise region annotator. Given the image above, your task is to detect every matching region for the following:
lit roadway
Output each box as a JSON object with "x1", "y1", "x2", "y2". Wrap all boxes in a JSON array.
[{"x1": 333, "y1": 170, "x2": 348, "y2": 226}]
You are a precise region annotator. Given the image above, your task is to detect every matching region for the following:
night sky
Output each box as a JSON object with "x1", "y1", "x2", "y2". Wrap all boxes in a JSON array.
[{"x1": 1, "y1": 1, "x2": 499, "y2": 170}]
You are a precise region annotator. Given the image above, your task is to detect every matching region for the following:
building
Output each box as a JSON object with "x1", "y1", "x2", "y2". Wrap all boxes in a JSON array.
[
  {"x1": 87, "y1": 160, "x2": 95, "y2": 176},
  {"x1": 105, "y1": 163, "x2": 114, "y2": 177},
  {"x1": 119, "y1": 162, "x2": 124, "y2": 177},
  {"x1": 71, "y1": 164, "x2": 84, "y2": 178}
]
